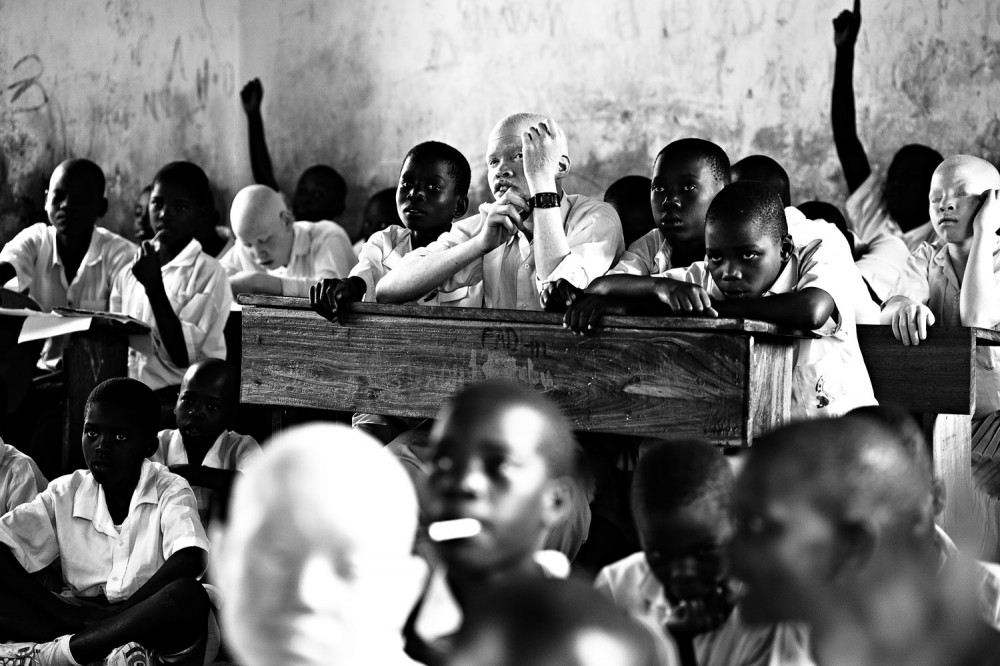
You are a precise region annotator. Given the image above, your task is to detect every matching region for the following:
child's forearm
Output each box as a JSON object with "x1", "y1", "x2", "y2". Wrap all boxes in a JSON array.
[
  {"x1": 375, "y1": 240, "x2": 483, "y2": 303},
  {"x1": 831, "y1": 44, "x2": 871, "y2": 193},
  {"x1": 960, "y1": 235, "x2": 1000, "y2": 328},
  {"x1": 713, "y1": 288, "x2": 836, "y2": 330},
  {"x1": 246, "y1": 111, "x2": 279, "y2": 191},
  {"x1": 116, "y1": 546, "x2": 206, "y2": 611},
  {"x1": 585, "y1": 274, "x2": 667, "y2": 298},
  {"x1": 532, "y1": 207, "x2": 572, "y2": 280},
  {"x1": 144, "y1": 283, "x2": 189, "y2": 368}
]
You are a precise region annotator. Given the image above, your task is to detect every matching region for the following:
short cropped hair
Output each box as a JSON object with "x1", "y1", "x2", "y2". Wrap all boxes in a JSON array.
[
  {"x1": 632, "y1": 439, "x2": 734, "y2": 519},
  {"x1": 604, "y1": 175, "x2": 652, "y2": 206},
  {"x1": 751, "y1": 416, "x2": 932, "y2": 534},
  {"x1": 731, "y1": 155, "x2": 791, "y2": 207},
  {"x1": 656, "y1": 138, "x2": 731, "y2": 185},
  {"x1": 85, "y1": 378, "x2": 159, "y2": 439},
  {"x1": 152, "y1": 161, "x2": 214, "y2": 208},
  {"x1": 849, "y1": 405, "x2": 930, "y2": 476},
  {"x1": 446, "y1": 381, "x2": 581, "y2": 481},
  {"x1": 403, "y1": 141, "x2": 472, "y2": 197},
  {"x1": 300, "y1": 165, "x2": 347, "y2": 217},
  {"x1": 707, "y1": 181, "x2": 788, "y2": 243},
  {"x1": 62, "y1": 159, "x2": 107, "y2": 195}
]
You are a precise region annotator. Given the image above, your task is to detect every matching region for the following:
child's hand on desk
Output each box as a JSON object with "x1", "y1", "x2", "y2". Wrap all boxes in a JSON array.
[
  {"x1": 654, "y1": 280, "x2": 719, "y2": 318},
  {"x1": 562, "y1": 294, "x2": 627, "y2": 335},
  {"x1": 973, "y1": 189, "x2": 1000, "y2": 237},
  {"x1": 132, "y1": 240, "x2": 164, "y2": 290},
  {"x1": 891, "y1": 300, "x2": 935, "y2": 346},
  {"x1": 540, "y1": 278, "x2": 582, "y2": 313},
  {"x1": 240, "y1": 78, "x2": 263, "y2": 116},
  {"x1": 310, "y1": 278, "x2": 363, "y2": 324}
]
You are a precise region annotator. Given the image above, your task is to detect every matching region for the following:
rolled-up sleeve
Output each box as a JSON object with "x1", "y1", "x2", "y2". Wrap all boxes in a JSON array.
[
  {"x1": 175, "y1": 262, "x2": 232, "y2": 365},
  {"x1": 395, "y1": 214, "x2": 486, "y2": 298},
  {"x1": 535, "y1": 203, "x2": 623, "y2": 291},
  {"x1": 0, "y1": 489, "x2": 59, "y2": 573},
  {"x1": 884, "y1": 243, "x2": 934, "y2": 306},
  {"x1": 159, "y1": 480, "x2": 210, "y2": 559}
]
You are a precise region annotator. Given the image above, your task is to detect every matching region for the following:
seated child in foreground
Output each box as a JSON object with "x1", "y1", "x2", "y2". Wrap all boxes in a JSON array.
[
  {"x1": 730, "y1": 415, "x2": 1000, "y2": 666},
  {"x1": 453, "y1": 576, "x2": 663, "y2": 666},
  {"x1": 375, "y1": 114, "x2": 623, "y2": 310},
  {"x1": 311, "y1": 140, "x2": 476, "y2": 323},
  {"x1": 403, "y1": 382, "x2": 584, "y2": 665},
  {"x1": 0, "y1": 378, "x2": 211, "y2": 665},
  {"x1": 151, "y1": 358, "x2": 260, "y2": 528},
  {"x1": 215, "y1": 424, "x2": 424, "y2": 666},
  {"x1": 222, "y1": 184, "x2": 356, "y2": 297},
  {"x1": 0, "y1": 159, "x2": 134, "y2": 368},
  {"x1": 595, "y1": 439, "x2": 806, "y2": 666},
  {"x1": 568, "y1": 181, "x2": 876, "y2": 420},
  {"x1": 110, "y1": 162, "x2": 233, "y2": 398}
]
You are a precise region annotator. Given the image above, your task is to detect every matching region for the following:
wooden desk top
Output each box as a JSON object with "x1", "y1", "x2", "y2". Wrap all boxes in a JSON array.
[{"x1": 238, "y1": 295, "x2": 805, "y2": 445}]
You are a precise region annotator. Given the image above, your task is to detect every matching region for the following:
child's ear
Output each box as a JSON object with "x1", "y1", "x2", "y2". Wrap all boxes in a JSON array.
[
  {"x1": 280, "y1": 209, "x2": 295, "y2": 229},
  {"x1": 780, "y1": 234, "x2": 794, "y2": 261},
  {"x1": 453, "y1": 195, "x2": 469, "y2": 220},
  {"x1": 830, "y1": 518, "x2": 878, "y2": 580},
  {"x1": 541, "y1": 476, "x2": 574, "y2": 529},
  {"x1": 555, "y1": 155, "x2": 571, "y2": 179}
]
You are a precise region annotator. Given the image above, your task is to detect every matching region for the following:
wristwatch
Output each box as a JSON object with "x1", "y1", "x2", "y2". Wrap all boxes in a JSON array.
[{"x1": 530, "y1": 192, "x2": 561, "y2": 209}]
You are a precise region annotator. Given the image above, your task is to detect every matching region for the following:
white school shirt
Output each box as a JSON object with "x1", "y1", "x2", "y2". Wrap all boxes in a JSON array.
[
  {"x1": 851, "y1": 229, "x2": 910, "y2": 301},
  {"x1": 0, "y1": 438, "x2": 47, "y2": 514},
  {"x1": 0, "y1": 223, "x2": 135, "y2": 368},
  {"x1": 351, "y1": 225, "x2": 481, "y2": 306},
  {"x1": 220, "y1": 220, "x2": 356, "y2": 298},
  {"x1": 397, "y1": 193, "x2": 623, "y2": 310},
  {"x1": 0, "y1": 459, "x2": 208, "y2": 602},
  {"x1": 607, "y1": 227, "x2": 674, "y2": 277},
  {"x1": 665, "y1": 239, "x2": 877, "y2": 420},
  {"x1": 595, "y1": 552, "x2": 816, "y2": 666},
  {"x1": 110, "y1": 239, "x2": 232, "y2": 391},
  {"x1": 785, "y1": 206, "x2": 881, "y2": 325},
  {"x1": 845, "y1": 170, "x2": 940, "y2": 251},
  {"x1": 151, "y1": 429, "x2": 261, "y2": 525},
  {"x1": 886, "y1": 241, "x2": 1000, "y2": 419}
]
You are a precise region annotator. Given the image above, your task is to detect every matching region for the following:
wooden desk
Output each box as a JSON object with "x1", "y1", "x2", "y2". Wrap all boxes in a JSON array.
[
  {"x1": 239, "y1": 295, "x2": 803, "y2": 447},
  {"x1": 857, "y1": 325, "x2": 1000, "y2": 538}
]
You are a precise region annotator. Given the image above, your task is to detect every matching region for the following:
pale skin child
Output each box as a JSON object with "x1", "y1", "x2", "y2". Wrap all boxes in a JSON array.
[
  {"x1": 310, "y1": 141, "x2": 471, "y2": 322},
  {"x1": 0, "y1": 378, "x2": 210, "y2": 665}
]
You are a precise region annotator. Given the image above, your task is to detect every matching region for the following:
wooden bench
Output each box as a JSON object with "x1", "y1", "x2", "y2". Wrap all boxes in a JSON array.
[
  {"x1": 857, "y1": 324, "x2": 1000, "y2": 537},
  {"x1": 238, "y1": 295, "x2": 805, "y2": 447}
]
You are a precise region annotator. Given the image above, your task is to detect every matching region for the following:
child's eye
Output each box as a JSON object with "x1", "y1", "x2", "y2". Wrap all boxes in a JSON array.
[
  {"x1": 428, "y1": 184, "x2": 441, "y2": 192},
  {"x1": 115, "y1": 433, "x2": 129, "y2": 442},
  {"x1": 706, "y1": 255, "x2": 722, "y2": 264},
  {"x1": 742, "y1": 252, "x2": 759, "y2": 260},
  {"x1": 515, "y1": 152, "x2": 523, "y2": 160},
  {"x1": 651, "y1": 185, "x2": 663, "y2": 193},
  {"x1": 488, "y1": 159, "x2": 499, "y2": 167},
  {"x1": 84, "y1": 429, "x2": 98, "y2": 439},
  {"x1": 683, "y1": 184, "x2": 698, "y2": 192},
  {"x1": 431, "y1": 456, "x2": 454, "y2": 473}
]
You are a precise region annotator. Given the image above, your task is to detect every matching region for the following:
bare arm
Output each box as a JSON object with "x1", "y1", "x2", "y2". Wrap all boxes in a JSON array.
[
  {"x1": 113, "y1": 546, "x2": 206, "y2": 611},
  {"x1": 585, "y1": 274, "x2": 673, "y2": 298},
  {"x1": 228, "y1": 271, "x2": 284, "y2": 296},
  {"x1": 712, "y1": 288, "x2": 836, "y2": 331},
  {"x1": 240, "y1": 79, "x2": 280, "y2": 191},
  {"x1": 522, "y1": 119, "x2": 572, "y2": 279},
  {"x1": 961, "y1": 190, "x2": 1000, "y2": 328},
  {"x1": 132, "y1": 242, "x2": 188, "y2": 368},
  {"x1": 831, "y1": 0, "x2": 871, "y2": 193}
]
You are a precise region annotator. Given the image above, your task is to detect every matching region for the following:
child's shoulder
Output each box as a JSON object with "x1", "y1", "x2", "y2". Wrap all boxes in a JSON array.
[{"x1": 93, "y1": 225, "x2": 137, "y2": 250}]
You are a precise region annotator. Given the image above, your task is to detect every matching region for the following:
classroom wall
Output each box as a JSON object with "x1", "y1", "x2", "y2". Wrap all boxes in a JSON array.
[
  {"x1": 0, "y1": 0, "x2": 243, "y2": 245},
  {"x1": 1, "y1": 0, "x2": 998, "y2": 245}
]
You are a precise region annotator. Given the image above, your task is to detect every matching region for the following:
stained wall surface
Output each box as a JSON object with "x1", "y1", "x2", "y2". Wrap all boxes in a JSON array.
[{"x1": 2, "y1": 0, "x2": 999, "y2": 242}]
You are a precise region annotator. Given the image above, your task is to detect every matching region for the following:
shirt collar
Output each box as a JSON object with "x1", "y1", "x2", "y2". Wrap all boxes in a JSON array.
[
  {"x1": 166, "y1": 239, "x2": 204, "y2": 268},
  {"x1": 45, "y1": 225, "x2": 104, "y2": 269},
  {"x1": 73, "y1": 459, "x2": 161, "y2": 536},
  {"x1": 167, "y1": 429, "x2": 227, "y2": 467}
]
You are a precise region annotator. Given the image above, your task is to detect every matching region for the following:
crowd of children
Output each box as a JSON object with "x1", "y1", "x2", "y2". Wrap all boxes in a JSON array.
[{"x1": 1, "y1": 0, "x2": 1000, "y2": 663}]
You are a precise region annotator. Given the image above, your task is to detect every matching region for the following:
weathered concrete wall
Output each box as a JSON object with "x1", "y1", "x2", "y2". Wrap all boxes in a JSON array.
[
  {"x1": 2, "y1": 0, "x2": 998, "y2": 243},
  {"x1": 0, "y1": 0, "x2": 242, "y2": 244}
]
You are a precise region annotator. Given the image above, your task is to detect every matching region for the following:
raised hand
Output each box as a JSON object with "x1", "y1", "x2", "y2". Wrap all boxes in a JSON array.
[
  {"x1": 478, "y1": 190, "x2": 527, "y2": 253},
  {"x1": 240, "y1": 78, "x2": 264, "y2": 116},
  {"x1": 522, "y1": 117, "x2": 566, "y2": 193},
  {"x1": 131, "y1": 238, "x2": 163, "y2": 290},
  {"x1": 833, "y1": 0, "x2": 862, "y2": 49},
  {"x1": 973, "y1": 189, "x2": 1000, "y2": 237}
]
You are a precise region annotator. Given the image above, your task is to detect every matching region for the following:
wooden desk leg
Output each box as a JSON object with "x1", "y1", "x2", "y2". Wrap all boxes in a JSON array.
[
  {"x1": 61, "y1": 332, "x2": 129, "y2": 474},
  {"x1": 925, "y1": 413, "x2": 975, "y2": 544}
]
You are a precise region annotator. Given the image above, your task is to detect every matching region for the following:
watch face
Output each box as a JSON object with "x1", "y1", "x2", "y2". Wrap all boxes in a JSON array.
[{"x1": 533, "y1": 193, "x2": 560, "y2": 208}]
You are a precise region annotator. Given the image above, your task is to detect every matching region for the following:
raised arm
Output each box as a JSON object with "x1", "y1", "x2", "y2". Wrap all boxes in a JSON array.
[
  {"x1": 523, "y1": 118, "x2": 572, "y2": 279},
  {"x1": 240, "y1": 79, "x2": 280, "y2": 191},
  {"x1": 961, "y1": 190, "x2": 1000, "y2": 328},
  {"x1": 831, "y1": 0, "x2": 871, "y2": 193}
]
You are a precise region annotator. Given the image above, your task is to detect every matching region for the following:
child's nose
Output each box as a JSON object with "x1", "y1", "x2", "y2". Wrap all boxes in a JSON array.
[{"x1": 406, "y1": 187, "x2": 424, "y2": 202}]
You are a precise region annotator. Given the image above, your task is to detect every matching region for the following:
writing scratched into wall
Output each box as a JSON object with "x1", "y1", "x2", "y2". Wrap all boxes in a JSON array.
[{"x1": 1, "y1": 55, "x2": 48, "y2": 113}]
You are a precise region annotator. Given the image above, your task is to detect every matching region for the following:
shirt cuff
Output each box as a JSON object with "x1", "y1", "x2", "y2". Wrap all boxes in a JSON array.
[{"x1": 535, "y1": 253, "x2": 590, "y2": 293}]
